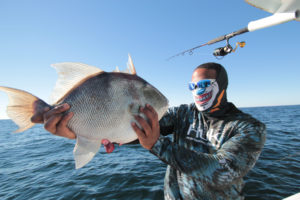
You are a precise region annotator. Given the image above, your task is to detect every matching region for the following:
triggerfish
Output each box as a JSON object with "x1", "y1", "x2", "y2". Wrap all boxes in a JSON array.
[{"x1": 0, "y1": 55, "x2": 169, "y2": 169}]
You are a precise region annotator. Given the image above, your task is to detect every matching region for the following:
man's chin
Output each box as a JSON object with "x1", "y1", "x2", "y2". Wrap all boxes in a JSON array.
[
  {"x1": 196, "y1": 100, "x2": 209, "y2": 105},
  {"x1": 195, "y1": 102, "x2": 209, "y2": 111}
]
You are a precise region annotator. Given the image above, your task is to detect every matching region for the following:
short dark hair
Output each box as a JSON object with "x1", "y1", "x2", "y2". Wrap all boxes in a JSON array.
[{"x1": 194, "y1": 62, "x2": 224, "y2": 77}]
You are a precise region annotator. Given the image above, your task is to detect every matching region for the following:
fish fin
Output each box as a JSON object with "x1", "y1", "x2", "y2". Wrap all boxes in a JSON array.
[
  {"x1": 127, "y1": 54, "x2": 136, "y2": 75},
  {"x1": 113, "y1": 66, "x2": 120, "y2": 72},
  {"x1": 0, "y1": 86, "x2": 49, "y2": 133},
  {"x1": 128, "y1": 103, "x2": 140, "y2": 115},
  {"x1": 50, "y1": 62, "x2": 103, "y2": 104},
  {"x1": 128, "y1": 103, "x2": 146, "y2": 130},
  {"x1": 73, "y1": 136, "x2": 102, "y2": 169}
]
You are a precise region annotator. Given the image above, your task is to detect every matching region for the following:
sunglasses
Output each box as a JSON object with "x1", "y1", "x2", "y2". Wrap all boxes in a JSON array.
[{"x1": 188, "y1": 79, "x2": 216, "y2": 91}]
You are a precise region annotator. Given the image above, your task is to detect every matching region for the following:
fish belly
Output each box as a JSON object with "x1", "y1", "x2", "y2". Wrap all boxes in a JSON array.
[{"x1": 66, "y1": 101, "x2": 137, "y2": 143}]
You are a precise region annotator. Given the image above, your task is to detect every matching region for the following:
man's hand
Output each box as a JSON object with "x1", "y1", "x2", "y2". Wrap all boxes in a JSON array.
[
  {"x1": 31, "y1": 103, "x2": 76, "y2": 139},
  {"x1": 131, "y1": 104, "x2": 160, "y2": 150}
]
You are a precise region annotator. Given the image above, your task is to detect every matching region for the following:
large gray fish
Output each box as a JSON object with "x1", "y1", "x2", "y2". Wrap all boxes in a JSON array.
[{"x1": 0, "y1": 55, "x2": 169, "y2": 169}]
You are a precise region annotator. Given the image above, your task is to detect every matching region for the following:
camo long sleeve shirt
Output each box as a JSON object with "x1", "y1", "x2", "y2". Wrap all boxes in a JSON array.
[{"x1": 150, "y1": 103, "x2": 266, "y2": 200}]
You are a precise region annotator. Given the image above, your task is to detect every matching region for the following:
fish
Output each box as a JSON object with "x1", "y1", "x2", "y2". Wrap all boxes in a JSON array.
[{"x1": 0, "y1": 55, "x2": 169, "y2": 169}]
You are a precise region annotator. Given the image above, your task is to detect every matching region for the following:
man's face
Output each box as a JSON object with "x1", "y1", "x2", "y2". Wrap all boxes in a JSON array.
[{"x1": 190, "y1": 68, "x2": 219, "y2": 111}]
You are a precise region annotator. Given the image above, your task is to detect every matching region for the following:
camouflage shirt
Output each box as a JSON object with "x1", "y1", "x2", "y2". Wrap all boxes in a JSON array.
[{"x1": 150, "y1": 103, "x2": 266, "y2": 200}]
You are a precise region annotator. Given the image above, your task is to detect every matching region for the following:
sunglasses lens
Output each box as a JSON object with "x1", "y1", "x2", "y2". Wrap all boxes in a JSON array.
[
  {"x1": 197, "y1": 80, "x2": 211, "y2": 88},
  {"x1": 188, "y1": 83, "x2": 196, "y2": 90},
  {"x1": 189, "y1": 80, "x2": 214, "y2": 91}
]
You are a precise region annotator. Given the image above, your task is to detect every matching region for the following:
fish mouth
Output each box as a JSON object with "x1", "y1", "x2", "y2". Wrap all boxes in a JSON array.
[
  {"x1": 195, "y1": 90, "x2": 212, "y2": 105},
  {"x1": 101, "y1": 139, "x2": 115, "y2": 153}
]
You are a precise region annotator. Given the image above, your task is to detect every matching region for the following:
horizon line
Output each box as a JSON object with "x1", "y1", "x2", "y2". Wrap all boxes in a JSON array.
[{"x1": 0, "y1": 104, "x2": 299, "y2": 120}]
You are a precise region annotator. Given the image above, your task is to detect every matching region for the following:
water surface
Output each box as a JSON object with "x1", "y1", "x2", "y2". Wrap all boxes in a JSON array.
[{"x1": 0, "y1": 105, "x2": 299, "y2": 199}]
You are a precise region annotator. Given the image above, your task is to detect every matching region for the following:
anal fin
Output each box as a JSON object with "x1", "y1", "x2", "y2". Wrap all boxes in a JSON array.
[{"x1": 73, "y1": 136, "x2": 101, "y2": 169}]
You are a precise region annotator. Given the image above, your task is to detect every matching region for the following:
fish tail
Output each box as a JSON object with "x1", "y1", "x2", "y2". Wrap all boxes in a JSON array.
[{"x1": 0, "y1": 86, "x2": 50, "y2": 133}]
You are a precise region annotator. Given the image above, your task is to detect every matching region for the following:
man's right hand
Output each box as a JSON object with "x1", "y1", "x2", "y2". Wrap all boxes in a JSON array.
[{"x1": 31, "y1": 103, "x2": 76, "y2": 139}]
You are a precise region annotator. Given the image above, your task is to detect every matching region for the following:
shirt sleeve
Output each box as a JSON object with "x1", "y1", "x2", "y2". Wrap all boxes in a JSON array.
[
  {"x1": 159, "y1": 106, "x2": 180, "y2": 136},
  {"x1": 150, "y1": 119, "x2": 266, "y2": 187}
]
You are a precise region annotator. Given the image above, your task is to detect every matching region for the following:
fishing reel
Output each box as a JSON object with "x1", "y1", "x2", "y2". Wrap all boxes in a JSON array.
[
  {"x1": 213, "y1": 45, "x2": 233, "y2": 57},
  {"x1": 213, "y1": 40, "x2": 246, "y2": 59}
]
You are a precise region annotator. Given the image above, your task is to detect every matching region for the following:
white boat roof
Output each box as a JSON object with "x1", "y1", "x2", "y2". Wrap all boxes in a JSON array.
[{"x1": 245, "y1": 0, "x2": 300, "y2": 21}]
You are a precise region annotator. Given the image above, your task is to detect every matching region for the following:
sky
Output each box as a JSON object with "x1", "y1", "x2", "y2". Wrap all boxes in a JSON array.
[{"x1": 0, "y1": 0, "x2": 299, "y2": 119}]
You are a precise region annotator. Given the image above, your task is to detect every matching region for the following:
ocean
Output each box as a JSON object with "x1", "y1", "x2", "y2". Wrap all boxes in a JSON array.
[{"x1": 0, "y1": 105, "x2": 299, "y2": 200}]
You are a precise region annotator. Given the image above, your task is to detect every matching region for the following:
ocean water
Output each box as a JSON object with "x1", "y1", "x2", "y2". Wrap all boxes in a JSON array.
[{"x1": 0, "y1": 105, "x2": 299, "y2": 200}]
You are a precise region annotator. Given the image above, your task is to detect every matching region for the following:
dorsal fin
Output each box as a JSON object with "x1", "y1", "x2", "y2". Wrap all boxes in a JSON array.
[
  {"x1": 113, "y1": 66, "x2": 120, "y2": 72},
  {"x1": 49, "y1": 62, "x2": 103, "y2": 104},
  {"x1": 127, "y1": 54, "x2": 136, "y2": 75}
]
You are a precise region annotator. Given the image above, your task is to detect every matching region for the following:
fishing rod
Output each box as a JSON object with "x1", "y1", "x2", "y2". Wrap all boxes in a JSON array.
[
  {"x1": 167, "y1": 27, "x2": 248, "y2": 60},
  {"x1": 167, "y1": 9, "x2": 299, "y2": 60}
]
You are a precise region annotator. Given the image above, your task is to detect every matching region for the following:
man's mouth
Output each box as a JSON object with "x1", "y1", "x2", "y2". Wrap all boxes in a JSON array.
[{"x1": 194, "y1": 91, "x2": 212, "y2": 105}]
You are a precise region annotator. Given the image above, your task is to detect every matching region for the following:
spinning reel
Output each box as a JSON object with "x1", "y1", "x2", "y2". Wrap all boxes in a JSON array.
[{"x1": 213, "y1": 39, "x2": 246, "y2": 59}]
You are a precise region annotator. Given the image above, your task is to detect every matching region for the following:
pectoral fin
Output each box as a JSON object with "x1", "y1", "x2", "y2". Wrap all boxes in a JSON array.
[
  {"x1": 73, "y1": 136, "x2": 101, "y2": 169},
  {"x1": 128, "y1": 103, "x2": 140, "y2": 115}
]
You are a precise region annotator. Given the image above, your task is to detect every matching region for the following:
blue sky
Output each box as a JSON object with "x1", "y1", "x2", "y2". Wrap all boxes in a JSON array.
[{"x1": 0, "y1": 0, "x2": 299, "y2": 119}]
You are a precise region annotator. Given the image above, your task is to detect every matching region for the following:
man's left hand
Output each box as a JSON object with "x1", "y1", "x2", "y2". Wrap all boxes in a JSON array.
[{"x1": 131, "y1": 104, "x2": 160, "y2": 150}]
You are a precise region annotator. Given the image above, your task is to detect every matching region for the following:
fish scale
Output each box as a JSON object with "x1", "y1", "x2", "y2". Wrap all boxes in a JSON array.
[{"x1": 66, "y1": 74, "x2": 138, "y2": 142}]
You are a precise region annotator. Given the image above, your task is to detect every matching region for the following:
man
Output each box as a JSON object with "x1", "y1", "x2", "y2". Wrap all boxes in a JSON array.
[{"x1": 32, "y1": 62, "x2": 266, "y2": 200}]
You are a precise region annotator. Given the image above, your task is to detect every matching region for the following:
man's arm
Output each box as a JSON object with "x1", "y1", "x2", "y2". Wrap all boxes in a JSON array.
[
  {"x1": 158, "y1": 106, "x2": 178, "y2": 136},
  {"x1": 132, "y1": 105, "x2": 266, "y2": 187}
]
